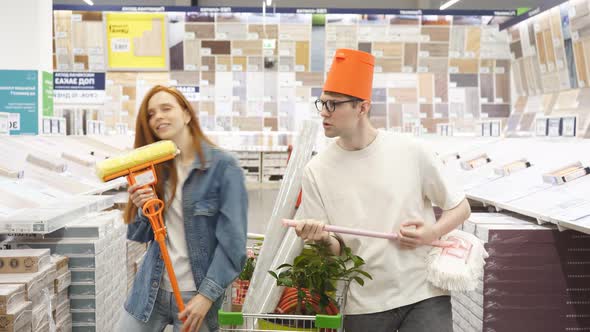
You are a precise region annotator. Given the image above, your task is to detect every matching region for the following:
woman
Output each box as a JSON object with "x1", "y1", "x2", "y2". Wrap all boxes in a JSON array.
[{"x1": 117, "y1": 85, "x2": 248, "y2": 332}]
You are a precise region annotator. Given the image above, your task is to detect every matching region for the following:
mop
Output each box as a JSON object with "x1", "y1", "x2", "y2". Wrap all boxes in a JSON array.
[
  {"x1": 283, "y1": 220, "x2": 488, "y2": 292},
  {"x1": 95, "y1": 140, "x2": 187, "y2": 313}
]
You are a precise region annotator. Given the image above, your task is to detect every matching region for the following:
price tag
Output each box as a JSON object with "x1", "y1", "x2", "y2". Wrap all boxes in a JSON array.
[
  {"x1": 279, "y1": 65, "x2": 290, "y2": 71},
  {"x1": 495, "y1": 97, "x2": 504, "y2": 103},
  {"x1": 418, "y1": 51, "x2": 429, "y2": 57},
  {"x1": 200, "y1": 80, "x2": 209, "y2": 86},
  {"x1": 417, "y1": 66, "x2": 428, "y2": 73},
  {"x1": 201, "y1": 65, "x2": 209, "y2": 71},
  {"x1": 279, "y1": 49, "x2": 291, "y2": 56},
  {"x1": 71, "y1": 14, "x2": 82, "y2": 22},
  {"x1": 216, "y1": 65, "x2": 227, "y2": 71},
  {"x1": 88, "y1": 48, "x2": 102, "y2": 55},
  {"x1": 185, "y1": 64, "x2": 197, "y2": 71},
  {"x1": 294, "y1": 81, "x2": 303, "y2": 87},
  {"x1": 422, "y1": 35, "x2": 430, "y2": 42},
  {"x1": 56, "y1": 48, "x2": 68, "y2": 55},
  {"x1": 375, "y1": 66, "x2": 383, "y2": 73},
  {"x1": 216, "y1": 33, "x2": 228, "y2": 39},
  {"x1": 111, "y1": 38, "x2": 130, "y2": 52},
  {"x1": 263, "y1": 49, "x2": 274, "y2": 56},
  {"x1": 232, "y1": 65, "x2": 243, "y2": 71},
  {"x1": 418, "y1": 97, "x2": 427, "y2": 103},
  {"x1": 480, "y1": 98, "x2": 489, "y2": 103},
  {"x1": 294, "y1": 65, "x2": 305, "y2": 72},
  {"x1": 73, "y1": 63, "x2": 85, "y2": 71},
  {"x1": 56, "y1": 31, "x2": 67, "y2": 39},
  {"x1": 434, "y1": 97, "x2": 442, "y2": 103},
  {"x1": 185, "y1": 32, "x2": 195, "y2": 40},
  {"x1": 547, "y1": 62, "x2": 555, "y2": 71},
  {"x1": 480, "y1": 67, "x2": 490, "y2": 74},
  {"x1": 388, "y1": 97, "x2": 396, "y2": 103},
  {"x1": 449, "y1": 51, "x2": 460, "y2": 58},
  {"x1": 73, "y1": 48, "x2": 84, "y2": 55},
  {"x1": 373, "y1": 50, "x2": 384, "y2": 57},
  {"x1": 279, "y1": 34, "x2": 291, "y2": 40},
  {"x1": 232, "y1": 49, "x2": 243, "y2": 56},
  {"x1": 402, "y1": 66, "x2": 414, "y2": 73},
  {"x1": 247, "y1": 65, "x2": 259, "y2": 71},
  {"x1": 449, "y1": 67, "x2": 459, "y2": 73},
  {"x1": 201, "y1": 48, "x2": 212, "y2": 55},
  {"x1": 248, "y1": 33, "x2": 259, "y2": 40},
  {"x1": 465, "y1": 51, "x2": 476, "y2": 58},
  {"x1": 495, "y1": 67, "x2": 505, "y2": 74}
]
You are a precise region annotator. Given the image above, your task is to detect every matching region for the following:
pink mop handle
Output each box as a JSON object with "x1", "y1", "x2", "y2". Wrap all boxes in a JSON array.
[{"x1": 282, "y1": 219, "x2": 455, "y2": 247}]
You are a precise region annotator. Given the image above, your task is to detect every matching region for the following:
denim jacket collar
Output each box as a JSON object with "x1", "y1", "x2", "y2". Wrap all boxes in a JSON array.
[{"x1": 190, "y1": 141, "x2": 213, "y2": 171}]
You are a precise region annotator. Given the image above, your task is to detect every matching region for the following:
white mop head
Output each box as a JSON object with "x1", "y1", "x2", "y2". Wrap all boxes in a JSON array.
[{"x1": 426, "y1": 229, "x2": 488, "y2": 292}]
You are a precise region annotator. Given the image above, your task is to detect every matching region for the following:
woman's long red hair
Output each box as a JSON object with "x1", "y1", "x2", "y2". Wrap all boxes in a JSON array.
[{"x1": 123, "y1": 85, "x2": 214, "y2": 224}]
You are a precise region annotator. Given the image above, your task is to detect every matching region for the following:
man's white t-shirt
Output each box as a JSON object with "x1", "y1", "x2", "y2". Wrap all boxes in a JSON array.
[{"x1": 298, "y1": 131, "x2": 465, "y2": 315}]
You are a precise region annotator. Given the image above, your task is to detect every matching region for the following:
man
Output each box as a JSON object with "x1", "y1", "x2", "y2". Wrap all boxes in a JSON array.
[{"x1": 295, "y1": 48, "x2": 471, "y2": 332}]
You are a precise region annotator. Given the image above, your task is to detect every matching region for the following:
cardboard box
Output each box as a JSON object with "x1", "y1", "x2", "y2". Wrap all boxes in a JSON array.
[
  {"x1": 50, "y1": 255, "x2": 68, "y2": 276},
  {"x1": 0, "y1": 285, "x2": 26, "y2": 315},
  {"x1": 0, "y1": 264, "x2": 56, "y2": 307},
  {"x1": 0, "y1": 250, "x2": 50, "y2": 274},
  {"x1": 0, "y1": 301, "x2": 32, "y2": 332}
]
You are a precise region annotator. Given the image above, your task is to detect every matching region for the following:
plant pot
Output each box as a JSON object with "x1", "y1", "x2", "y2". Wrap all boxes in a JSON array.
[
  {"x1": 232, "y1": 279, "x2": 250, "y2": 305},
  {"x1": 276, "y1": 287, "x2": 339, "y2": 315}
]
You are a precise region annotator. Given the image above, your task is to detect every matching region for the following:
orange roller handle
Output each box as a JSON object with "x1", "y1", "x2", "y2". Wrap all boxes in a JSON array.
[
  {"x1": 127, "y1": 171, "x2": 186, "y2": 319},
  {"x1": 143, "y1": 199, "x2": 186, "y2": 315}
]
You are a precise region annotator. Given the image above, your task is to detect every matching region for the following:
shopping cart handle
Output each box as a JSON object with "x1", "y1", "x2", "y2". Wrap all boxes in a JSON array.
[{"x1": 282, "y1": 219, "x2": 399, "y2": 240}]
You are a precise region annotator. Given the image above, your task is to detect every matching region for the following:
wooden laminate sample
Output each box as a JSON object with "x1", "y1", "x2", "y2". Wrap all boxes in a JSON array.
[
  {"x1": 434, "y1": 73, "x2": 448, "y2": 102},
  {"x1": 388, "y1": 88, "x2": 417, "y2": 103},
  {"x1": 134, "y1": 19, "x2": 163, "y2": 57},
  {"x1": 419, "y1": 58, "x2": 448, "y2": 73},
  {"x1": 450, "y1": 26, "x2": 466, "y2": 55},
  {"x1": 184, "y1": 39, "x2": 201, "y2": 69},
  {"x1": 543, "y1": 30, "x2": 556, "y2": 68},
  {"x1": 249, "y1": 24, "x2": 278, "y2": 39},
  {"x1": 185, "y1": 23, "x2": 215, "y2": 39},
  {"x1": 450, "y1": 74, "x2": 478, "y2": 87},
  {"x1": 421, "y1": 27, "x2": 450, "y2": 42},
  {"x1": 295, "y1": 72, "x2": 323, "y2": 86},
  {"x1": 281, "y1": 24, "x2": 311, "y2": 41},
  {"x1": 279, "y1": 56, "x2": 294, "y2": 71},
  {"x1": 495, "y1": 73, "x2": 510, "y2": 103},
  {"x1": 480, "y1": 73, "x2": 494, "y2": 103},
  {"x1": 449, "y1": 59, "x2": 479, "y2": 74},
  {"x1": 466, "y1": 87, "x2": 480, "y2": 118},
  {"x1": 435, "y1": 103, "x2": 449, "y2": 118},
  {"x1": 171, "y1": 71, "x2": 199, "y2": 85},
  {"x1": 481, "y1": 104, "x2": 510, "y2": 117},
  {"x1": 574, "y1": 40, "x2": 589, "y2": 87},
  {"x1": 420, "y1": 104, "x2": 434, "y2": 118},
  {"x1": 419, "y1": 43, "x2": 449, "y2": 57},
  {"x1": 295, "y1": 41, "x2": 310, "y2": 71},
  {"x1": 201, "y1": 56, "x2": 215, "y2": 71},
  {"x1": 375, "y1": 58, "x2": 402, "y2": 72},
  {"x1": 373, "y1": 42, "x2": 403, "y2": 57},
  {"x1": 232, "y1": 40, "x2": 262, "y2": 56},
  {"x1": 201, "y1": 41, "x2": 231, "y2": 55},
  {"x1": 514, "y1": 96, "x2": 527, "y2": 113},
  {"x1": 418, "y1": 73, "x2": 434, "y2": 103},
  {"x1": 404, "y1": 43, "x2": 418, "y2": 71},
  {"x1": 535, "y1": 31, "x2": 547, "y2": 66},
  {"x1": 217, "y1": 23, "x2": 248, "y2": 40},
  {"x1": 232, "y1": 56, "x2": 247, "y2": 71},
  {"x1": 248, "y1": 56, "x2": 263, "y2": 71},
  {"x1": 465, "y1": 27, "x2": 481, "y2": 56}
]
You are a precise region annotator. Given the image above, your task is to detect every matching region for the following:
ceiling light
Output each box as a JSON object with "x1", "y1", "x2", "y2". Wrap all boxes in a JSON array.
[
  {"x1": 440, "y1": 0, "x2": 461, "y2": 10},
  {"x1": 83, "y1": 0, "x2": 94, "y2": 5}
]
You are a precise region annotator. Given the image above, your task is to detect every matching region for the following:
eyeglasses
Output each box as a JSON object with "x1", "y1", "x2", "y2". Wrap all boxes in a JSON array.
[{"x1": 314, "y1": 99, "x2": 361, "y2": 113}]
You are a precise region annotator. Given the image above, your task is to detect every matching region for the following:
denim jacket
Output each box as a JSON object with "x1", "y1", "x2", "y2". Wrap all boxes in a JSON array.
[{"x1": 124, "y1": 142, "x2": 248, "y2": 331}]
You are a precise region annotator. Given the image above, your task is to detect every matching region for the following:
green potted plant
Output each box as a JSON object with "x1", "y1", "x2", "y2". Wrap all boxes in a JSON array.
[{"x1": 264, "y1": 241, "x2": 372, "y2": 330}]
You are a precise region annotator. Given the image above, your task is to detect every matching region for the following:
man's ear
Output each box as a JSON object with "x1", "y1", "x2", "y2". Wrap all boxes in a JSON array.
[{"x1": 359, "y1": 101, "x2": 371, "y2": 116}]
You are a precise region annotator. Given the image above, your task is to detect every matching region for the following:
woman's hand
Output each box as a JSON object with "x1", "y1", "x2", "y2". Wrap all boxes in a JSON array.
[
  {"x1": 178, "y1": 294, "x2": 213, "y2": 332},
  {"x1": 128, "y1": 184, "x2": 155, "y2": 209}
]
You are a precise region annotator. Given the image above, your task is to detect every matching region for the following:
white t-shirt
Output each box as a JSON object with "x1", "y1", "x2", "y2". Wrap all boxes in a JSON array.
[
  {"x1": 298, "y1": 131, "x2": 465, "y2": 315},
  {"x1": 161, "y1": 159, "x2": 197, "y2": 292}
]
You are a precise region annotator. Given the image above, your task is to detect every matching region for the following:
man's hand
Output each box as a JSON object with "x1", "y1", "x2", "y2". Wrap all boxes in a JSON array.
[
  {"x1": 178, "y1": 294, "x2": 213, "y2": 332},
  {"x1": 294, "y1": 219, "x2": 331, "y2": 243},
  {"x1": 398, "y1": 220, "x2": 439, "y2": 249}
]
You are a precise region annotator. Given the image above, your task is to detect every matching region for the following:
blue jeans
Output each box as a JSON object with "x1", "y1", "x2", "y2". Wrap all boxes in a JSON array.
[
  {"x1": 117, "y1": 288, "x2": 212, "y2": 332},
  {"x1": 343, "y1": 296, "x2": 452, "y2": 332}
]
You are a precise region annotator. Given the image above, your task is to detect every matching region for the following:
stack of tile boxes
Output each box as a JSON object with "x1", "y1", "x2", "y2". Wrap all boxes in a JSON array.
[
  {"x1": 6, "y1": 210, "x2": 127, "y2": 332},
  {"x1": 51, "y1": 255, "x2": 72, "y2": 332},
  {"x1": 0, "y1": 249, "x2": 56, "y2": 332},
  {"x1": 0, "y1": 284, "x2": 30, "y2": 332},
  {"x1": 452, "y1": 213, "x2": 590, "y2": 332}
]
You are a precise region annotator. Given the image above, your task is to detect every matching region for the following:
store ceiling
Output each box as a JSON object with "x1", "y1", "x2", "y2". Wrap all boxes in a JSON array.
[{"x1": 54, "y1": 0, "x2": 541, "y2": 11}]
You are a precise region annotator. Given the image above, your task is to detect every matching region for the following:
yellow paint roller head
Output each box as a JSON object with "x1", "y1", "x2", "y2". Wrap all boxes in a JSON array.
[{"x1": 96, "y1": 140, "x2": 179, "y2": 182}]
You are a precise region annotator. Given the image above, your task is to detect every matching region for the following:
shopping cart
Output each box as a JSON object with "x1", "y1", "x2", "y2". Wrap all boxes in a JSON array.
[{"x1": 218, "y1": 278, "x2": 350, "y2": 332}]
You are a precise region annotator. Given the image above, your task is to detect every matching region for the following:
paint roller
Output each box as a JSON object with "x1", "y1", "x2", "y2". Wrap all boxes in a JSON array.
[{"x1": 95, "y1": 140, "x2": 187, "y2": 314}]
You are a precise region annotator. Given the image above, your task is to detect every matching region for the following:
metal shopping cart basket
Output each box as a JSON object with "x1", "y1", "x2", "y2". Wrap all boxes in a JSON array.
[{"x1": 218, "y1": 278, "x2": 350, "y2": 332}]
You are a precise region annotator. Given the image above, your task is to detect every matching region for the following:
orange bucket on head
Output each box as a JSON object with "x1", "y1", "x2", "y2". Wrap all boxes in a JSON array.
[{"x1": 323, "y1": 48, "x2": 375, "y2": 101}]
